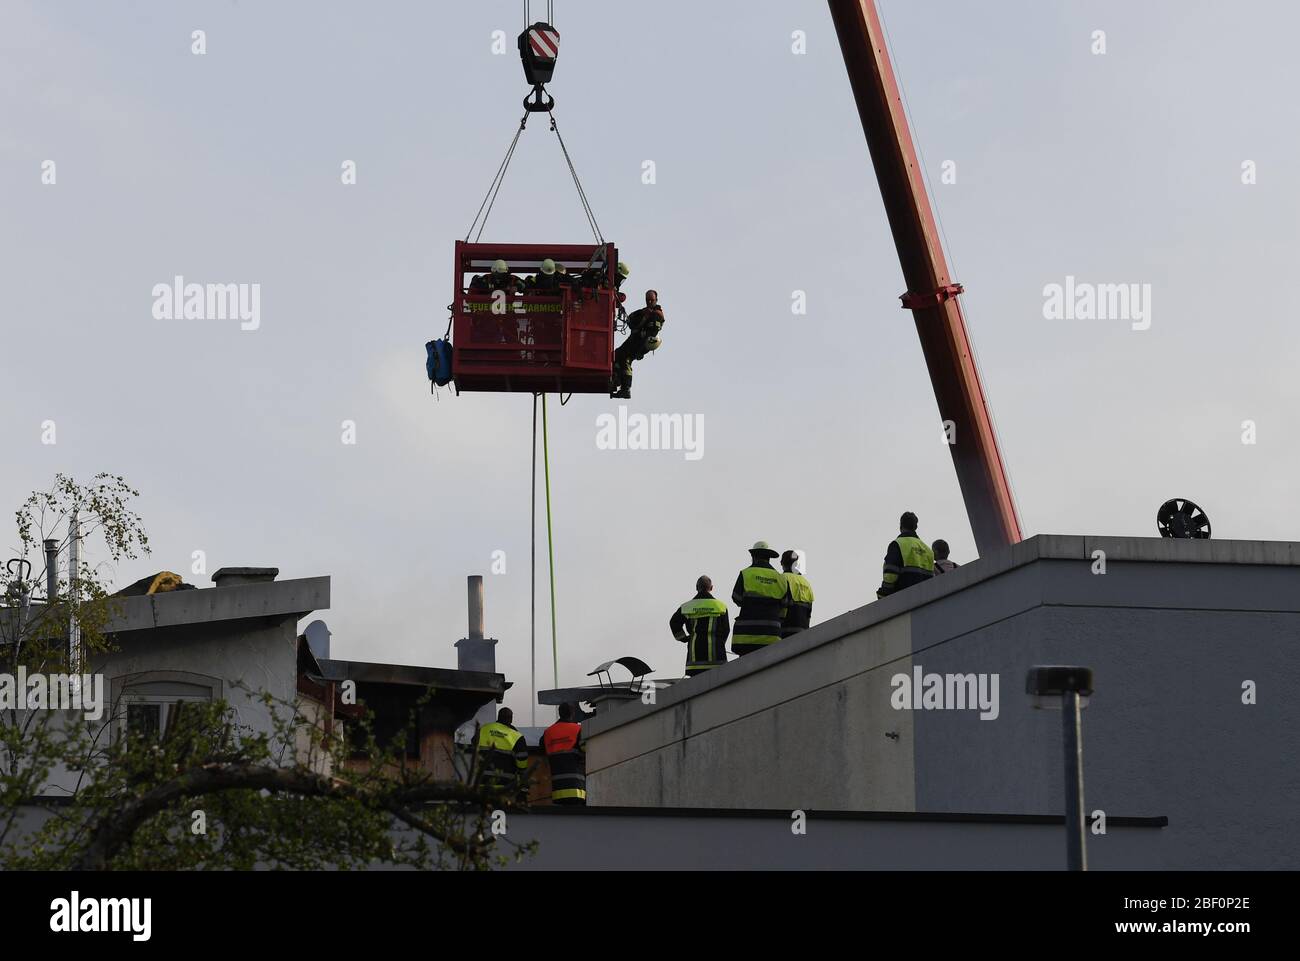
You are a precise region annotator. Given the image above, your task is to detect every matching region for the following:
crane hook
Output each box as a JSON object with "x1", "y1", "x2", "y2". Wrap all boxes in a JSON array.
[
  {"x1": 519, "y1": 21, "x2": 560, "y2": 111},
  {"x1": 524, "y1": 84, "x2": 555, "y2": 113}
]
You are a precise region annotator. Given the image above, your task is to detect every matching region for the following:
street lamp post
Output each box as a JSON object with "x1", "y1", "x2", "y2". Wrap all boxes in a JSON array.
[{"x1": 1027, "y1": 665, "x2": 1094, "y2": 871}]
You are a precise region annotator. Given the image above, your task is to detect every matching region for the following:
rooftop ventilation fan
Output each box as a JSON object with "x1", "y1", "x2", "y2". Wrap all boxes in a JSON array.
[{"x1": 1157, "y1": 498, "x2": 1211, "y2": 539}]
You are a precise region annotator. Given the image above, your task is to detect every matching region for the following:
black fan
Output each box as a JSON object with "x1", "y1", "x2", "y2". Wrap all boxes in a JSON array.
[{"x1": 1157, "y1": 498, "x2": 1211, "y2": 539}]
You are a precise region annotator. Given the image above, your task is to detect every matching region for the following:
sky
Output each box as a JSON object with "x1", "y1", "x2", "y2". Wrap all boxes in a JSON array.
[{"x1": 3, "y1": 0, "x2": 1298, "y2": 724}]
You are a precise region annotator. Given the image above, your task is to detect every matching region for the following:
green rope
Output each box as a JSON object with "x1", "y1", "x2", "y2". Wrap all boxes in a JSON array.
[
  {"x1": 542, "y1": 393, "x2": 559, "y2": 690},
  {"x1": 531, "y1": 394, "x2": 537, "y2": 727}
]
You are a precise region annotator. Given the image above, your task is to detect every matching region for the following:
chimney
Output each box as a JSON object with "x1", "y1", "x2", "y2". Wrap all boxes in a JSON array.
[
  {"x1": 468, "y1": 575, "x2": 484, "y2": 640},
  {"x1": 43, "y1": 539, "x2": 58, "y2": 603},
  {"x1": 69, "y1": 517, "x2": 81, "y2": 673},
  {"x1": 454, "y1": 575, "x2": 497, "y2": 674},
  {"x1": 212, "y1": 567, "x2": 279, "y2": 588}
]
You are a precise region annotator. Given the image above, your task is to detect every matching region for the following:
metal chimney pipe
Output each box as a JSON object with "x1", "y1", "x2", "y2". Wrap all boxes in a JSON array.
[
  {"x1": 43, "y1": 539, "x2": 58, "y2": 603},
  {"x1": 69, "y1": 516, "x2": 81, "y2": 674},
  {"x1": 455, "y1": 575, "x2": 497, "y2": 675},
  {"x1": 468, "y1": 575, "x2": 485, "y2": 640}
]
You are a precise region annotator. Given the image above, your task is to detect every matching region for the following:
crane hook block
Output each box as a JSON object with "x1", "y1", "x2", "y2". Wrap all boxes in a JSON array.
[{"x1": 519, "y1": 22, "x2": 560, "y2": 87}]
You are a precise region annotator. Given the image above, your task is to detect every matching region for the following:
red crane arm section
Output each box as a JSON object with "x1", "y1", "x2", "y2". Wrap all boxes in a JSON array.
[{"x1": 828, "y1": 0, "x2": 1022, "y2": 555}]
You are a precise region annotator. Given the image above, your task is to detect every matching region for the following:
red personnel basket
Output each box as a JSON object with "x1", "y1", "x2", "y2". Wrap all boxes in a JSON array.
[{"x1": 450, "y1": 241, "x2": 618, "y2": 394}]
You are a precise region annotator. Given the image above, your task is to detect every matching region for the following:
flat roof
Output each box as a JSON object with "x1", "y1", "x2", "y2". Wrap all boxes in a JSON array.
[
  {"x1": 586, "y1": 533, "x2": 1300, "y2": 737},
  {"x1": 106, "y1": 575, "x2": 330, "y2": 634},
  {"x1": 316, "y1": 657, "x2": 506, "y2": 698}
]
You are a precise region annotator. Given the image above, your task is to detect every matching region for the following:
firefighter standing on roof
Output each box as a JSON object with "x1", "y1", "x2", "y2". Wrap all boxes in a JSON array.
[
  {"x1": 779, "y1": 550, "x2": 815, "y2": 638},
  {"x1": 541, "y1": 703, "x2": 586, "y2": 805},
  {"x1": 731, "y1": 542, "x2": 788, "y2": 657},
  {"x1": 932, "y1": 539, "x2": 959, "y2": 574},
  {"x1": 476, "y1": 707, "x2": 529, "y2": 801},
  {"x1": 670, "y1": 575, "x2": 730, "y2": 675},
  {"x1": 877, "y1": 511, "x2": 935, "y2": 599}
]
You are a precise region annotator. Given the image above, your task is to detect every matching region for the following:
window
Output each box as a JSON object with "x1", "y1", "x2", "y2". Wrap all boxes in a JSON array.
[
  {"x1": 121, "y1": 697, "x2": 209, "y2": 740},
  {"x1": 111, "y1": 672, "x2": 222, "y2": 743},
  {"x1": 125, "y1": 702, "x2": 162, "y2": 740}
]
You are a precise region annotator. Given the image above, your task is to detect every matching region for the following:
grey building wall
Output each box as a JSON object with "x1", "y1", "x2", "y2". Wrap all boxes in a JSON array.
[
  {"x1": 582, "y1": 536, "x2": 1300, "y2": 869},
  {"x1": 3, "y1": 804, "x2": 1167, "y2": 870},
  {"x1": 492, "y1": 809, "x2": 1168, "y2": 870},
  {"x1": 96, "y1": 621, "x2": 298, "y2": 740},
  {"x1": 30, "y1": 575, "x2": 329, "y2": 797},
  {"x1": 100, "y1": 575, "x2": 328, "y2": 736}
]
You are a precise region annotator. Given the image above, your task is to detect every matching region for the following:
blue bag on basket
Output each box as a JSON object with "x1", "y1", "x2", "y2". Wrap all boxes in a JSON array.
[{"x1": 425, "y1": 339, "x2": 453, "y2": 387}]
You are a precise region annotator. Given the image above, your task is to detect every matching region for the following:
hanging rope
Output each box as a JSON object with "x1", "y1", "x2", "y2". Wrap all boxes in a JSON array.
[
  {"x1": 541, "y1": 394, "x2": 559, "y2": 691},
  {"x1": 531, "y1": 393, "x2": 538, "y2": 726},
  {"x1": 465, "y1": 115, "x2": 529, "y2": 242},
  {"x1": 529, "y1": 394, "x2": 561, "y2": 716},
  {"x1": 549, "y1": 112, "x2": 603, "y2": 245}
]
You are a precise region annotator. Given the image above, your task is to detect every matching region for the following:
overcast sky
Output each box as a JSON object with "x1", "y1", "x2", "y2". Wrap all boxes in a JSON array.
[{"x1": 4, "y1": 0, "x2": 1298, "y2": 723}]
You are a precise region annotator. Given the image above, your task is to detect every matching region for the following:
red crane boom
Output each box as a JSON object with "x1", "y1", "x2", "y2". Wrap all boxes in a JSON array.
[{"x1": 829, "y1": 0, "x2": 1022, "y2": 555}]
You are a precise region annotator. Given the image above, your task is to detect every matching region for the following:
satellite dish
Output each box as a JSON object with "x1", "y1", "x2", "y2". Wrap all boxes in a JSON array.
[
  {"x1": 304, "y1": 619, "x2": 332, "y2": 660},
  {"x1": 1157, "y1": 499, "x2": 1211, "y2": 539}
]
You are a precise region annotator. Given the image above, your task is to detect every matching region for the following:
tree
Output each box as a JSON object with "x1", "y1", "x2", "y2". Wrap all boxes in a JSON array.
[{"x1": 0, "y1": 474, "x2": 534, "y2": 870}]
